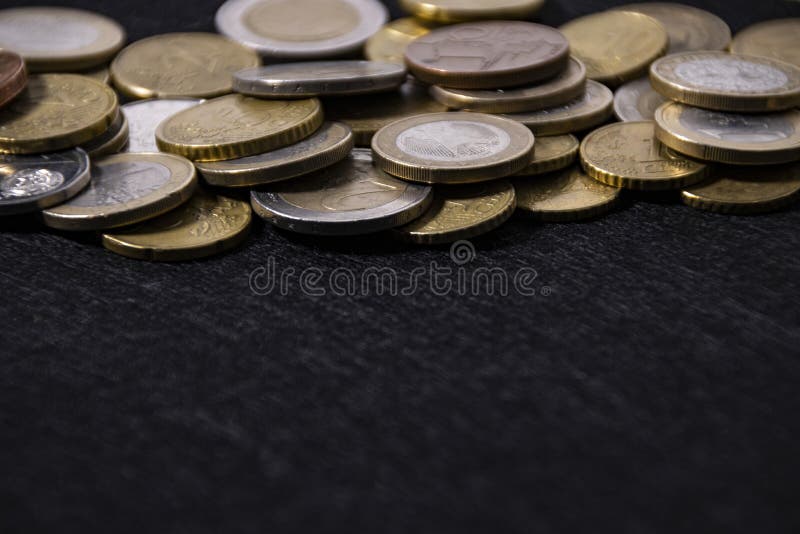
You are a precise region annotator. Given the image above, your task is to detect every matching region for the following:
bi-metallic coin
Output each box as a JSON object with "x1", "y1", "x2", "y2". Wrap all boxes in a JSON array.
[{"x1": 613, "y1": 77, "x2": 666, "y2": 121}]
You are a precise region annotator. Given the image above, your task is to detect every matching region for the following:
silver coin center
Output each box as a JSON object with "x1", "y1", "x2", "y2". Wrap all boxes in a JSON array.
[
  {"x1": 679, "y1": 107, "x2": 795, "y2": 143},
  {"x1": 0, "y1": 168, "x2": 65, "y2": 199},
  {"x1": 123, "y1": 99, "x2": 201, "y2": 152},
  {"x1": 673, "y1": 58, "x2": 789, "y2": 92},
  {"x1": 0, "y1": 16, "x2": 99, "y2": 53},
  {"x1": 69, "y1": 161, "x2": 171, "y2": 207},
  {"x1": 396, "y1": 120, "x2": 511, "y2": 162}
]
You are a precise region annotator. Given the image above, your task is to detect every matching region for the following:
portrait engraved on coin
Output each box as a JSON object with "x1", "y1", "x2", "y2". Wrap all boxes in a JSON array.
[
  {"x1": 396, "y1": 121, "x2": 511, "y2": 162},
  {"x1": 679, "y1": 107, "x2": 794, "y2": 143},
  {"x1": 68, "y1": 161, "x2": 172, "y2": 208},
  {"x1": 0, "y1": 169, "x2": 65, "y2": 199},
  {"x1": 245, "y1": 0, "x2": 360, "y2": 41},
  {"x1": 672, "y1": 58, "x2": 789, "y2": 92}
]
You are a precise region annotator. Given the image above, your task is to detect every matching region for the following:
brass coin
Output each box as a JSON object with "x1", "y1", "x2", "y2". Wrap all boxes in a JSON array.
[
  {"x1": 654, "y1": 102, "x2": 800, "y2": 165},
  {"x1": 514, "y1": 135, "x2": 579, "y2": 176},
  {"x1": 371, "y1": 112, "x2": 535, "y2": 184},
  {"x1": 560, "y1": 11, "x2": 668, "y2": 87},
  {"x1": 399, "y1": 0, "x2": 545, "y2": 24},
  {"x1": 430, "y1": 57, "x2": 587, "y2": 113},
  {"x1": 613, "y1": 77, "x2": 666, "y2": 121},
  {"x1": 42, "y1": 152, "x2": 197, "y2": 231},
  {"x1": 514, "y1": 166, "x2": 620, "y2": 222},
  {"x1": 103, "y1": 189, "x2": 252, "y2": 262},
  {"x1": 0, "y1": 50, "x2": 26, "y2": 109},
  {"x1": 80, "y1": 110, "x2": 130, "y2": 159},
  {"x1": 404, "y1": 21, "x2": 570, "y2": 89},
  {"x1": 365, "y1": 17, "x2": 432, "y2": 64},
  {"x1": 112, "y1": 33, "x2": 260, "y2": 100},
  {"x1": 156, "y1": 95, "x2": 323, "y2": 162},
  {"x1": 393, "y1": 180, "x2": 515, "y2": 245},
  {"x1": 0, "y1": 74, "x2": 118, "y2": 154},
  {"x1": 730, "y1": 19, "x2": 800, "y2": 69}
]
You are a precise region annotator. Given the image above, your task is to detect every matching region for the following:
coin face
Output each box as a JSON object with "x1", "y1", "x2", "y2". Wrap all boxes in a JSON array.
[
  {"x1": 0, "y1": 148, "x2": 90, "y2": 215},
  {"x1": 80, "y1": 111, "x2": 129, "y2": 159},
  {"x1": 400, "y1": 0, "x2": 545, "y2": 23},
  {"x1": 404, "y1": 21, "x2": 570, "y2": 89},
  {"x1": 514, "y1": 166, "x2": 620, "y2": 221},
  {"x1": 613, "y1": 3, "x2": 730, "y2": 53},
  {"x1": 0, "y1": 7, "x2": 125, "y2": 72},
  {"x1": 514, "y1": 135, "x2": 579, "y2": 176},
  {"x1": 0, "y1": 50, "x2": 27, "y2": 109},
  {"x1": 251, "y1": 148, "x2": 433, "y2": 236},
  {"x1": 614, "y1": 77, "x2": 666, "y2": 121},
  {"x1": 560, "y1": 11, "x2": 668, "y2": 86},
  {"x1": 216, "y1": 0, "x2": 388, "y2": 59},
  {"x1": 365, "y1": 17, "x2": 431, "y2": 64},
  {"x1": 730, "y1": 18, "x2": 800, "y2": 69},
  {"x1": 111, "y1": 33, "x2": 260, "y2": 99},
  {"x1": 122, "y1": 98, "x2": 203, "y2": 153}
]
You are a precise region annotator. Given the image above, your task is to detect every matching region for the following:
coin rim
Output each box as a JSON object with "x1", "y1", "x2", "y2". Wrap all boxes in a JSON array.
[
  {"x1": 613, "y1": 76, "x2": 665, "y2": 122},
  {"x1": 81, "y1": 110, "x2": 130, "y2": 158},
  {"x1": 514, "y1": 134, "x2": 580, "y2": 176},
  {"x1": 0, "y1": 50, "x2": 28, "y2": 108},
  {"x1": 729, "y1": 18, "x2": 800, "y2": 67},
  {"x1": 399, "y1": 0, "x2": 545, "y2": 23}
]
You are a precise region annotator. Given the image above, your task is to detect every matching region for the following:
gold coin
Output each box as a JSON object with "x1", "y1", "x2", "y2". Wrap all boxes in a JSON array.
[
  {"x1": 730, "y1": 18, "x2": 800, "y2": 69},
  {"x1": 111, "y1": 33, "x2": 260, "y2": 99},
  {"x1": 514, "y1": 135, "x2": 579, "y2": 176},
  {"x1": 83, "y1": 67, "x2": 111, "y2": 85},
  {"x1": 580, "y1": 121, "x2": 708, "y2": 190},
  {"x1": 0, "y1": 74, "x2": 118, "y2": 154},
  {"x1": 103, "y1": 189, "x2": 252, "y2": 262},
  {"x1": 682, "y1": 162, "x2": 800, "y2": 214},
  {"x1": 560, "y1": 11, "x2": 668, "y2": 87},
  {"x1": 156, "y1": 95, "x2": 323, "y2": 162},
  {"x1": 394, "y1": 180, "x2": 516, "y2": 245},
  {"x1": 400, "y1": 0, "x2": 544, "y2": 24},
  {"x1": 80, "y1": 110, "x2": 129, "y2": 159},
  {"x1": 514, "y1": 166, "x2": 620, "y2": 221},
  {"x1": 365, "y1": 17, "x2": 432, "y2": 64}
]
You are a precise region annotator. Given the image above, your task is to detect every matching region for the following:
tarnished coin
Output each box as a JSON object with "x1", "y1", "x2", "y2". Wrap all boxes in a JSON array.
[
  {"x1": 111, "y1": 33, "x2": 260, "y2": 100},
  {"x1": 0, "y1": 149, "x2": 90, "y2": 215},
  {"x1": 216, "y1": 0, "x2": 388, "y2": 60},
  {"x1": 122, "y1": 98, "x2": 203, "y2": 153},
  {"x1": 0, "y1": 7, "x2": 125, "y2": 72},
  {"x1": 80, "y1": 110, "x2": 129, "y2": 159},
  {"x1": 514, "y1": 166, "x2": 620, "y2": 222},
  {"x1": 400, "y1": 0, "x2": 544, "y2": 23},
  {"x1": 103, "y1": 189, "x2": 252, "y2": 261},
  {"x1": 430, "y1": 57, "x2": 587, "y2": 113},
  {"x1": 42, "y1": 153, "x2": 198, "y2": 231},
  {"x1": 0, "y1": 74, "x2": 118, "y2": 154},
  {"x1": 251, "y1": 148, "x2": 432, "y2": 236},
  {"x1": 560, "y1": 11, "x2": 668, "y2": 87},
  {"x1": 501, "y1": 80, "x2": 614, "y2": 136},
  {"x1": 393, "y1": 180, "x2": 515, "y2": 245},
  {"x1": 156, "y1": 95, "x2": 323, "y2": 162},
  {"x1": 365, "y1": 17, "x2": 432, "y2": 64},
  {"x1": 614, "y1": 77, "x2": 666, "y2": 121},
  {"x1": 404, "y1": 21, "x2": 570, "y2": 89},
  {"x1": 371, "y1": 112, "x2": 535, "y2": 184},
  {"x1": 730, "y1": 19, "x2": 800, "y2": 69},
  {"x1": 196, "y1": 122, "x2": 354, "y2": 187},
  {"x1": 514, "y1": 135, "x2": 579, "y2": 176},
  {"x1": 0, "y1": 50, "x2": 27, "y2": 109},
  {"x1": 654, "y1": 102, "x2": 800, "y2": 165}
]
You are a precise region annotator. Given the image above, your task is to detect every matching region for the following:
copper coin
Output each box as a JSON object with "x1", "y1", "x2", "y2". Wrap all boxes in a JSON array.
[
  {"x1": 0, "y1": 50, "x2": 27, "y2": 108},
  {"x1": 404, "y1": 21, "x2": 570, "y2": 89}
]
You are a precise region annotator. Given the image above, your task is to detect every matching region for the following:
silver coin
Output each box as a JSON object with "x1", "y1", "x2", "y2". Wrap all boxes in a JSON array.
[
  {"x1": 121, "y1": 98, "x2": 203, "y2": 153},
  {"x1": 613, "y1": 3, "x2": 730, "y2": 53},
  {"x1": 613, "y1": 77, "x2": 666, "y2": 121},
  {"x1": 0, "y1": 148, "x2": 91, "y2": 215},
  {"x1": 216, "y1": 0, "x2": 388, "y2": 60},
  {"x1": 251, "y1": 148, "x2": 432, "y2": 236}
]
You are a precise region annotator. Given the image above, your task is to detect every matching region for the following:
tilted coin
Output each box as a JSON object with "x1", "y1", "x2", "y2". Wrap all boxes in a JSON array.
[
  {"x1": 654, "y1": 102, "x2": 800, "y2": 165},
  {"x1": 404, "y1": 21, "x2": 570, "y2": 89},
  {"x1": 103, "y1": 189, "x2": 252, "y2": 262},
  {"x1": 216, "y1": 0, "x2": 388, "y2": 60},
  {"x1": 156, "y1": 95, "x2": 323, "y2": 162},
  {"x1": 251, "y1": 148, "x2": 433, "y2": 236},
  {"x1": 0, "y1": 74, "x2": 118, "y2": 154},
  {"x1": 80, "y1": 110, "x2": 129, "y2": 159},
  {"x1": 0, "y1": 7, "x2": 125, "y2": 72},
  {"x1": 430, "y1": 57, "x2": 587, "y2": 113},
  {"x1": 613, "y1": 77, "x2": 666, "y2": 121},
  {"x1": 580, "y1": 121, "x2": 708, "y2": 190},
  {"x1": 122, "y1": 98, "x2": 203, "y2": 153},
  {"x1": 0, "y1": 149, "x2": 90, "y2": 215},
  {"x1": 371, "y1": 112, "x2": 535, "y2": 184},
  {"x1": 0, "y1": 50, "x2": 27, "y2": 109},
  {"x1": 111, "y1": 33, "x2": 261, "y2": 100},
  {"x1": 83, "y1": 67, "x2": 110, "y2": 85},
  {"x1": 560, "y1": 11, "x2": 668, "y2": 87},
  {"x1": 730, "y1": 19, "x2": 800, "y2": 69},
  {"x1": 196, "y1": 122, "x2": 354, "y2": 187},
  {"x1": 400, "y1": 0, "x2": 545, "y2": 23},
  {"x1": 514, "y1": 135, "x2": 579, "y2": 176},
  {"x1": 365, "y1": 17, "x2": 432, "y2": 65}
]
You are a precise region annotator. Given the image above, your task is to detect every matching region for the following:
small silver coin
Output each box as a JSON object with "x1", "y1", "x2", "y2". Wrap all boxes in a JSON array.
[
  {"x1": 121, "y1": 98, "x2": 203, "y2": 153},
  {"x1": 613, "y1": 77, "x2": 667, "y2": 121}
]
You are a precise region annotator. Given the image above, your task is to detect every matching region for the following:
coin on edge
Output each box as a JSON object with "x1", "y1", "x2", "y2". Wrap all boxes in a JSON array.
[
  {"x1": 41, "y1": 152, "x2": 198, "y2": 231},
  {"x1": 80, "y1": 111, "x2": 129, "y2": 159},
  {"x1": 614, "y1": 77, "x2": 666, "y2": 121},
  {"x1": 400, "y1": 0, "x2": 544, "y2": 24},
  {"x1": 730, "y1": 19, "x2": 800, "y2": 69},
  {"x1": 365, "y1": 17, "x2": 432, "y2": 64},
  {"x1": 371, "y1": 112, "x2": 535, "y2": 184},
  {"x1": 0, "y1": 149, "x2": 91, "y2": 215},
  {"x1": 514, "y1": 135, "x2": 579, "y2": 176},
  {"x1": 0, "y1": 50, "x2": 27, "y2": 108},
  {"x1": 122, "y1": 98, "x2": 203, "y2": 153}
]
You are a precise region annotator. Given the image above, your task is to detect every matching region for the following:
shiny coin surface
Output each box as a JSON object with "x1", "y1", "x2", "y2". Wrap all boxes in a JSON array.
[
  {"x1": 111, "y1": 33, "x2": 260, "y2": 100},
  {"x1": 80, "y1": 111, "x2": 129, "y2": 159},
  {"x1": 560, "y1": 11, "x2": 668, "y2": 87},
  {"x1": 103, "y1": 189, "x2": 252, "y2": 261},
  {"x1": 196, "y1": 122, "x2": 354, "y2": 187},
  {"x1": 42, "y1": 152, "x2": 197, "y2": 231},
  {"x1": 0, "y1": 149, "x2": 90, "y2": 215},
  {"x1": 393, "y1": 180, "x2": 515, "y2": 244},
  {"x1": 234, "y1": 61, "x2": 406, "y2": 98},
  {"x1": 654, "y1": 102, "x2": 800, "y2": 165},
  {"x1": 515, "y1": 135, "x2": 579, "y2": 176},
  {"x1": 0, "y1": 74, "x2": 118, "y2": 154},
  {"x1": 404, "y1": 21, "x2": 570, "y2": 89},
  {"x1": 613, "y1": 77, "x2": 666, "y2": 121},
  {"x1": 251, "y1": 148, "x2": 432, "y2": 236},
  {"x1": 613, "y1": 3, "x2": 730, "y2": 53},
  {"x1": 365, "y1": 17, "x2": 432, "y2": 64},
  {"x1": 400, "y1": 0, "x2": 544, "y2": 23},
  {"x1": 216, "y1": 0, "x2": 388, "y2": 60},
  {"x1": 0, "y1": 7, "x2": 125, "y2": 72},
  {"x1": 514, "y1": 166, "x2": 620, "y2": 221},
  {"x1": 371, "y1": 112, "x2": 535, "y2": 184},
  {"x1": 730, "y1": 19, "x2": 800, "y2": 69},
  {"x1": 156, "y1": 95, "x2": 323, "y2": 162},
  {"x1": 501, "y1": 80, "x2": 614, "y2": 136},
  {"x1": 430, "y1": 57, "x2": 586, "y2": 113},
  {"x1": 649, "y1": 51, "x2": 800, "y2": 112},
  {"x1": 0, "y1": 50, "x2": 27, "y2": 109},
  {"x1": 122, "y1": 98, "x2": 203, "y2": 153}
]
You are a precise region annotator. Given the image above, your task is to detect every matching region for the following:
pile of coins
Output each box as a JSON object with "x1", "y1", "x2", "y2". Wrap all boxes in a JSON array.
[{"x1": 1, "y1": 2, "x2": 799, "y2": 260}]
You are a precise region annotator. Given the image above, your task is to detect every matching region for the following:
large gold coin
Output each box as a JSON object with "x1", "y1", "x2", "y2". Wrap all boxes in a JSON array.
[
  {"x1": 111, "y1": 33, "x2": 260, "y2": 99},
  {"x1": 0, "y1": 74, "x2": 118, "y2": 154},
  {"x1": 514, "y1": 135, "x2": 579, "y2": 176},
  {"x1": 730, "y1": 19, "x2": 800, "y2": 69},
  {"x1": 365, "y1": 18, "x2": 432, "y2": 64},
  {"x1": 156, "y1": 95, "x2": 323, "y2": 162},
  {"x1": 399, "y1": 0, "x2": 544, "y2": 23},
  {"x1": 560, "y1": 11, "x2": 668, "y2": 87}
]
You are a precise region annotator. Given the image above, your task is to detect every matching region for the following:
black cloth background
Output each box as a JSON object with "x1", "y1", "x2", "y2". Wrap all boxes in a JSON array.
[{"x1": 2, "y1": 1, "x2": 800, "y2": 532}]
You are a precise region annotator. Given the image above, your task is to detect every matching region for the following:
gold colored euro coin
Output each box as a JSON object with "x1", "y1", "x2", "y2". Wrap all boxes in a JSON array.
[
  {"x1": 514, "y1": 135, "x2": 579, "y2": 176},
  {"x1": 365, "y1": 18, "x2": 432, "y2": 64},
  {"x1": 730, "y1": 19, "x2": 800, "y2": 69},
  {"x1": 80, "y1": 110, "x2": 129, "y2": 159},
  {"x1": 399, "y1": 0, "x2": 545, "y2": 24}
]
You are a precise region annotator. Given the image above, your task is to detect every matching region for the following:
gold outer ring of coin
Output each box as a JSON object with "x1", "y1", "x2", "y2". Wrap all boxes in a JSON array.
[
  {"x1": 514, "y1": 135, "x2": 579, "y2": 176},
  {"x1": 81, "y1": 110, "x2": 130, "y2": 159},
  {"x1": 365, "y1": 17, "x2": 433, "y2": 64},
  {"x1": 729, "y1": 18, "x2": 800, "y2": 69},
  {"x1": 0, "y1": 50, "x2": 27, "y2": 108},
  {"x1": 399, "y1": 0, "x2": 545, "y2": 23}
]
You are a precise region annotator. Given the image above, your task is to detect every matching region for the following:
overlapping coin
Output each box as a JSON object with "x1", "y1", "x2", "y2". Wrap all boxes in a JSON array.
[
  {"x1": 365, "y1": 17, "x2": 432, "y2": 64},
  {"x1": 400, "y1": 0, "x2": 544, "y2": 23},
  {"x1": 122, "y1": 98, "x2": 203, "y2": 153},
  {"x1": 514, "y1": 135, "x2": 579, "y2": 176},
  {"x1": 0, "y1": 50, "x2": 27, "y2": 109},
  {"x1": 730, "y1": 19, "x2": 800, "y2": 69},
  {"x1": 613, "y1": 77, "x2": 666, "y2": 121},
  {"x1": 80, "y1": 110, "x2": 129, "y2": 159}
]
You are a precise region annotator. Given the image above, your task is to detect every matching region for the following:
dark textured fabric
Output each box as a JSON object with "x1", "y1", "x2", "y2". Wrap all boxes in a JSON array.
[{"x1": 2, "y1": 1, "x2": 800, "y2": 533}]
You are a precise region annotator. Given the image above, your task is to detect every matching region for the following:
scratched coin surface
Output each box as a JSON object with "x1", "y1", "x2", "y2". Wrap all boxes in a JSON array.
[
  {"x1": 216, "y1": 0, "x2": 388, "y2": 59},
  {"x1": 42, "y1": 152, "x2": 198, "y2": 231},
  {"x1": 404, "y1": 21, "x2": 570, "y2": 89},
  {"x1": 251, "y1": 148, "x2": 433, "y2": 236},
  {"x1": 0, "y1": 50, "x2": 27, "y2": 109},
  {"x1": 400, "y1": 0, "x2": 544, "y2": 23},
  {"x1": 121, "y1": 98, "x2": 203, "y2": 153},
  {"x1": 515, "y1": 135, "x2": 579, "y2": 176},
  {"x1": 613, "y1": 3, "x2": 730, "y2": 53},
  {"x1": 111, "y1": 33, "x2": 260, "y2": 100},
  {"x1": 730, "y1": 19, "x2": 800, "y2": 69},
  {"x1": 80, "y1": 110, "x2": 129, "y2": 159},
  {"x1": 365, "y1": 17, "x2": 432, "y2": 64},
  {"x1": 614, "y1": 77, "x2": 666, "y2": 121},
  {"x1": 156, "y1": 95, "x2": 323, "y2": 162}
]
